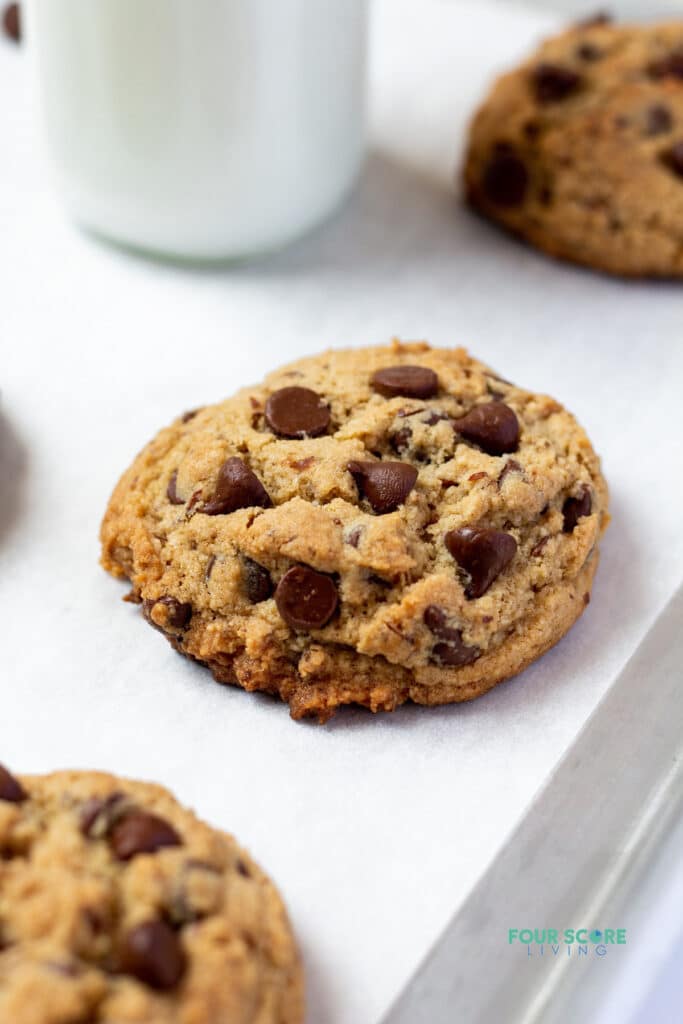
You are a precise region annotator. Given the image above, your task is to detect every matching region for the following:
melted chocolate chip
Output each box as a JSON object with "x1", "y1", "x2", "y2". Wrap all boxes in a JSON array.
[
  {"x1": 201, "y1": 457, "x2": 271, "y2": 515},
  {"x1": 242, "y1": 557, "x2": 273, "y2": 603},
  {"x1": 661, "y1": 141, "x2": 683, "y2": 177},
  {"x1": 645, "y1": 104, "x2": 673, "y2": 137},
  {"x1": 562, "y1": 487, "x2": 592, "y2": 532},
  {"x1": 109, "y1": 811, "x2": 181, "y2": 861},
  {"x1": 181, "y1": 409, "x2": 200, "y2": 423},
  {"x1": 166, "y1": 471, "x2": 184, "y2": 505},
  {"x1": 532, "y1": 64, "x2": 581, "y2": 103},
  {"x1": 144, "y1": 597, "x2": 193, "y2": 632},
  {"x1": 453, "y1": 402, "x2": 520, "y2": 456},
  {"x1": 0, "y1": 764, "x2": 26, "y2": 803},
  {"x1": 482, "y1": 145, "x2": 528, "y2": 206},
  {"x1": 265, "y1": 386, "x2": 330, "y2": 439},
  {"x1": 423, "y1": 607, "x2": 479, "y2": 667},
  {"x1": 649, "y1": 51, "x2": 683, "y2": 80},
  {"x1": 347, "y1": 460, "x2": 418, "y2": 515},
  {"x1": 275, "y1": 566, "x2": 338, "y2": 630},
  {"x1": 445, "y1": 527, "x2": 517, "y2": 598},
  {"x1": 120, "y1": 920, "x2": 186, "y2": 991},
  {"x1": 2, "y1": 3, "x2": 20, "y2": 43},
  {"x1": 371, "y1": 365, "x2": 439, "y2": 399}
]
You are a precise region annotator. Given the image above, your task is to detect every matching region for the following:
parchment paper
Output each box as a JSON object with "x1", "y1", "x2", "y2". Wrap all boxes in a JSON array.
[{"x1": 2, "y1": 2, "x2": 682, "y2": 1021}]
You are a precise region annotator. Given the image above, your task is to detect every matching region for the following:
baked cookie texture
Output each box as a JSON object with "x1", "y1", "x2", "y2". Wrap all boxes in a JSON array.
[
  {"x1": 101, "y1": 341, "x2": 608, "y2": 722},
  {"x1": 0, "y1": 765, "x2": 303, "y2": 1024},
  {"x1": 464, "y1": 15, "x2": 683, "y2": 277}
]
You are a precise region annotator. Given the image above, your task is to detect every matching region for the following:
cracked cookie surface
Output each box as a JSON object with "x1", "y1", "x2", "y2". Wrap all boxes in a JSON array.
[
  {"x1": 0, "y1": 766, "x2": 303, "y2": 1024},
  {"x1": 464, "y1": 17, "x2": 683, "y2": 277},
  {"x1": 101, "y1": 341, "x2": 608, "y2": 722}
]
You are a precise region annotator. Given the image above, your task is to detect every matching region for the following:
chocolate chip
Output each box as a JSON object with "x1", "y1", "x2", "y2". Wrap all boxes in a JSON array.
[
  {"x1": 390, "y1": 426, "x2": 412, "y2": 454},
  {"x1": 482, "y1": 146, "x2": 528, "y2": 207},
  {"x1": 661, "y1": 141, "x2": 683, "y2": 177},
  {"x1": 422, "y1": 409, "x2": 450, "y2": 426},
  {"x1": 649, "y1": 51, "x2": 683, "y2": 80},
  {"x1": 80, "y1": 793, "x2": 129, "y2": 838},
  {"x1": 275, "y1": 566, "x2": 338, "y2": 630},
  {"x1": 346, "y1": 526, "x2": 362, "y2": 548},
  {"x1": 0, "y1": 764, "x2": 26, "y2": 803},
  {"x1": 371, "y1": 365, "x2": 438, "y2": 399},
  {"x1": 530, "y1": 535, "x2": 551, "y2": 557},
  {"x1": 497, "y1": 459, "x2": 522, "y2": 488},
  {"x1": 2, "y1": 4, "x2": 20, "y2": 43},
  {"x1": 645, "y1": 104, "x2": 673, "y2": 137},
  {"x1": 181, "y1": 409, "x2": 200, "y2": 423},
  {"x1": 562, "y1": 487, "x2": 592, "y2": 532},
  {"x1": 168, "y1": 860, "x2": 222, "y2": 925},
  {"x1": 265, "y1": 386, "x2": 330, "y2": 439},
  {"x1": 167, "y1": 471, "x2": 184, "y2": 505},
  {"x1": 242, "y1": 557, "x2": 273, "y2": 603},
  {"x1": 453, "y1": 402, "x2": 520, "y2": 456},
  {"x1": 576, "y1": 42, "x2": 602, "y2": 62},
  {"x1": 347, "y1": 460, "x2": 418, "y2": 515},
  {"x1": 531, "y1": 64, "x2": 581, "y2": 103},
  {"x1": 109, "y1": 811, "x2": 181, "y2": 861},
  {"x1": 144, "y1": 596, "x2": 193, "y2": 632},
  {"x1": 423, "y1": 607, "x2": 479, "y2": 667},
  {"x1": 201, "y1": 457, "x2": 271, "y2": 515},
  {"x1": 445, "y1": 527, "x2": 517, "y2": 598},
  {"x1": 575, "y1": 11, "x2": 612, "y2": 28},
  {"x1": 120, "y1": 920, "x2": 186, "y2": 991}
]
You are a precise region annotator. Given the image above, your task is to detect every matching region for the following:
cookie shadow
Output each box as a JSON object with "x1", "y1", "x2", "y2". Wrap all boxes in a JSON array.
[
  {"x1": 324, "y1": 484, "x2": 649, "y2": 736},
  {"x1": 227, "y1": 146, "x2": 670, "y2": 303},
  {"x1": 0, "y1": 410, "x2": 27, "y2": 548}
]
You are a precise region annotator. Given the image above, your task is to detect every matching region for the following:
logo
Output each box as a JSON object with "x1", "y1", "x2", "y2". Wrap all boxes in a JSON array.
[{"x1": 508, "y1": 928, "x2": 627, "y2": 958}]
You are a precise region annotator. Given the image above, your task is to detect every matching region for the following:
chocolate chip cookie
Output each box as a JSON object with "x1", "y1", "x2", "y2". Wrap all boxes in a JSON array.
[
  {"x1": 464, "y1": 16, "x2": 683, "y2": 276},
  {"x1": 101, "y1": 341, "x2": 608, "y2": 722},
  {"x1": 0, "y1": 764, "x2": 303, "y2": 1023}
]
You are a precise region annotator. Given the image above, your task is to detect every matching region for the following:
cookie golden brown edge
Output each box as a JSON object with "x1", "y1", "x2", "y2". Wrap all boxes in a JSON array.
[{"x1": 101, "y1": 341, "x2": 609, "y2": 722}]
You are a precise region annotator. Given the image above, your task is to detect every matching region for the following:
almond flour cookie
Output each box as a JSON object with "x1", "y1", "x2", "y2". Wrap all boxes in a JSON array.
[
  {"x1": 464, "y1": 15, "x2": 683, "y2": 276},
  {"x1": 101, "y1": 341, "x2": 608, "y2": 722},
  {"x1": 0, "y1": 764, "x2": 303, "y2": 1024}
]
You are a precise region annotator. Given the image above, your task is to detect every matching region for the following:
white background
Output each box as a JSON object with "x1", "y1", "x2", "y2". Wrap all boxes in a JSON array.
[{"x1": 1, "y1": 2, "x2": 683, "y2": 1021}]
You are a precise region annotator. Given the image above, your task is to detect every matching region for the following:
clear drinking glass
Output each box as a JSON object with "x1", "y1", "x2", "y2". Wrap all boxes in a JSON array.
[{"x1": 27, "y1": 0, "x2": 368, "y2": 262}]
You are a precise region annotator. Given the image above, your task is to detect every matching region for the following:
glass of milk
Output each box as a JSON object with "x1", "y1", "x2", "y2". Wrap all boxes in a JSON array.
[{"x1": 26, "y1": 0, "x2": 368, "y2": 262}]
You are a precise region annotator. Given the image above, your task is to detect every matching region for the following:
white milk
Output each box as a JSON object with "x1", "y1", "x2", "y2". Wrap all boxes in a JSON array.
[{"x1": 28, "y1": 0, "x2": 367, "y2": 261}]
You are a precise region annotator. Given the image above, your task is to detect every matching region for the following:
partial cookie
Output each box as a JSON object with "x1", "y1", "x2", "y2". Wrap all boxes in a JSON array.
[
  {"x1": 465, "y1": 15, "x2": 683, "y2": 277},
  {"x1": 101, "y1": 341, "x2": 608, "y2": 722},
  {"x1": 0, "y1": 765, "x2": 303, "y2": 1023}
]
